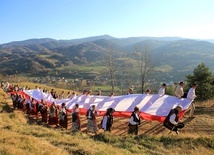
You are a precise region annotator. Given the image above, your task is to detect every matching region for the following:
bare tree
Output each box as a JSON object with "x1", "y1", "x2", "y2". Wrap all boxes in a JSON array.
[
  {"x1": 104, "y1": 48, "x2": 118, "y2": 92},
  {"x1": 135, "y1": 45, "x2": 155, "y2": 94}
]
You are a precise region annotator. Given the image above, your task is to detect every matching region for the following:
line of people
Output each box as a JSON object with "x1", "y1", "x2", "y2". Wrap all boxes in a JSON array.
[
  {"x1": 7, "y1": 81, "x2": 197, "y2": 135},
  {"x1": 10, "y1": 93, "x2": 117, "y2": 134},
  {"x1": 10, "y1": 93, "x2": 186, "y2": 135}
]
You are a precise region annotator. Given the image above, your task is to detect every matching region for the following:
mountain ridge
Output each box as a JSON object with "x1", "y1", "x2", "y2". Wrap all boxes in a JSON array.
[{"x1": 0, "y1": 35, "x2": 213, "y2": 82}]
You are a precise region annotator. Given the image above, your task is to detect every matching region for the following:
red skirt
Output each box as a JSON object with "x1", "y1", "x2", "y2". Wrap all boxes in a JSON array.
[
  {"x1": 31, "y1": 104, "x2": 37, "y2": 115},
  {"x1": 41, "y1": 109, "x2": 48, "y2": 122},
  {"x1": 49, "y1": 116, "x2": 58, "y2": 125},
  {"x1": 59, "y1": 115, "x2": 68, "y2": 129}
]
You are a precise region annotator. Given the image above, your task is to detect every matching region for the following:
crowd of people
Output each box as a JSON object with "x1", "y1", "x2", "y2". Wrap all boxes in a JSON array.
[{"x1": 1, "y1": 81, "x2": 197, "y2": 135}]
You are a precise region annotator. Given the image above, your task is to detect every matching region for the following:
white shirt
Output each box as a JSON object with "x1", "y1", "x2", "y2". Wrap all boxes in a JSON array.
[
  {"x1": 169, "y1": 114, "x2": 178, "y2": 125},
  {"x1": 187, "y1": 88, "x2": 197, "y2": 100},
  {"x1": 158, "y1": 87, "x2": 165, "y2": 95},
  {"x1": 102, "y1": 116, "x2": 108, "y2": 130},
  {"x1": 60, "y1": 107, "x2": 66, "y2": 114},
  {"x1": 59, "y1": 94, "x2": 64, "y2": 99},
  {"x1": 26, "y1": 99, "x2": 33, "y2": 109},
  {"x1": 175, "y1": 85, "x2": 184, "y2": 98}
]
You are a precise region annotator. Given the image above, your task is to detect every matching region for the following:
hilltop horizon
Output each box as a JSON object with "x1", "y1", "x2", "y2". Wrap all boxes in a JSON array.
[
  {"x1": 1, "y1": 34, "x2": 214, "y2": 45},
  {"x1": 0, "y1": 34, "x2": 214, "y2": 84}
]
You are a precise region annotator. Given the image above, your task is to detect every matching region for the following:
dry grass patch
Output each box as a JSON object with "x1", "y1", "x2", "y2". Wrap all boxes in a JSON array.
[{"x1": 1, "y1": 88, "x2": 214, "y2": 155}]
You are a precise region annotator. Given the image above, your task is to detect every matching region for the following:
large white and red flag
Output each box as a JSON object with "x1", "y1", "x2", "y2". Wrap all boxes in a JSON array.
[{"x1": 19, "y1": 89, "x2": 192, "y2": 122}]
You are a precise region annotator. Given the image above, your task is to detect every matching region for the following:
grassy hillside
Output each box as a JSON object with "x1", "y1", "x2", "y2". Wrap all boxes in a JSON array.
[
  {"x1": 0, "y1": 88, "x2": 214, "y2": 155},
  {"x1": 1, "y1": 37, "x2": 214, "y2": 82}
]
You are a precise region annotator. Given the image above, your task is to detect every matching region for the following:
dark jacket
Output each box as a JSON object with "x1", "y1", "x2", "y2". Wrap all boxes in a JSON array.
[
  {"x1": 86, "y1": 109, "x2": 96, "y2": 120},
  {"x1": 129, "y1": 112, "x2": 140, "y2": 126},
  {"x1": 163, "y1": 109, "x2": 179, "y2": 130}
]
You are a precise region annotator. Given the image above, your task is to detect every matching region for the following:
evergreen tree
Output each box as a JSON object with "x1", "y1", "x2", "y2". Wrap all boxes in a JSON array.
[{"x1": 186, "y1": 63, "x2": 214, "y2": 101}]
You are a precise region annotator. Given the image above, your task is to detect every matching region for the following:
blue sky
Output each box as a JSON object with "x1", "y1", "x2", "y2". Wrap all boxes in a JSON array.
[{"x1": 1, "y1": 0, "x2": 214, "y2": 44}]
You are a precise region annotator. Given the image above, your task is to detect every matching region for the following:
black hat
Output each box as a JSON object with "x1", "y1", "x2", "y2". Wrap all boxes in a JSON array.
[{"x1": 107, "y1": 108, "x2": 115, "y2": 113}]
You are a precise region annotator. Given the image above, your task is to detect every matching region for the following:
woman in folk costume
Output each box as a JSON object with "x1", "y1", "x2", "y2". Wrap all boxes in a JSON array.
[
  {"x1": 86, "y1": 105, "x2": 98, "y2": 134},
  {"x1": 11, "y1": 94, "x2": 17, "y2": 109},
  {"x1": 17, "y1": 95, "x2": 25, "y2": 110},
  {"x1": 101, "y1": 108, "x2": 115, "y2": 131},
  {"x1": 163, "y1": 105, "x2": 185, "y2": 134},
  {"x1": 72, "y1": 104, "x2": 80, "y2": 131},
  {"x1": 31, "y1": 99, "x2": 38, "y2": 116},
  {"x1": 26, "y1": 97, "x2": 33, "y2": 115},
  {"x1": 59, "y1": 103, "x2": 68, "y2": 129},
  {"x1": 128, "y1": 106, "x2": 141, "y2": 135},
  {"x1": 48, "y1": 102, "x2": 59, "y2": 127},
  {"x1": 37, "y1": 99, "x2": 48, "y2": 122},
  {"x1": 59, "y1": 91, "x2": 65, "y2": 99}
]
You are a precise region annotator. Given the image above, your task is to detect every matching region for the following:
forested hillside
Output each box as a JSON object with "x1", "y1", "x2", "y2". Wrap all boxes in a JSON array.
[{"x1": 0, "y1": 35, "x2": 214, "y2": 82}]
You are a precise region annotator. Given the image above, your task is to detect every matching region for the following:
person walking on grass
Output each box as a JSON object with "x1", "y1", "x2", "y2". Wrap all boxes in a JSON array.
[
  {"x1": 128, "y1": 106, "x2": 140, "y2": 135},
  {"x1": 59, "y1": 103, "x2": 67, "y2": 129},
  {"x1": 187, "y1": 83, "x2": 197, "y2": 118},
  {"x1": 175, "y1": 82, "x2": 185, "y2": 98},
  {"x1": 101, "y1": 108, "x2": 115, "y2": 132},
  {"x1": 48, "y1": 102, "x2": 59, "y2": 127},
  {"x1": 86, "y1": 105, "x2": 99, "y2": 134},
  {"x1": 72, "y1": 104, "x2": 80, "y2": 131},
  {"x1": 38, "y1": 99, "x2": 48, "y2": 123}
]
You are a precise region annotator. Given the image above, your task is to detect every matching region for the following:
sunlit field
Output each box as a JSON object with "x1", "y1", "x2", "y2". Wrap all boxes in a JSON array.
[{"x1": 0, "y1": 86, "x2": 213, "y2": 155}]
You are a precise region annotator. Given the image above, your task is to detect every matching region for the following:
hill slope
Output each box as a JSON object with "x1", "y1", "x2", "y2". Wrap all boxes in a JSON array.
[
  {"x1": 0, "y1": 36, "x2": 214, "y2": 81},
  {"x1": 0, "y1": 88, "x2": 214, "y2": 155}
]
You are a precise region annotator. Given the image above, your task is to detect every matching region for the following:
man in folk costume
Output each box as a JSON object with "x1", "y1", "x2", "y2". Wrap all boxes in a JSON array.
[
  {"x1": 126, "y1": 88, "x2": 133, "y2": 95},
  {"x1": 72, "y1": 104, "x2": 80, "y2": 131},
  {"x1": 158, "y1": 83, "x2": 166, "y2": 95},
  {"x1": 48, "y1": 102, "x2": 59, "y2": 127},
  {"x1": 128, "y1": 107, "x2": 140, "y2": 135},
  {"x1": 86, "y1": 105, "x2": 98, "y2": 134},
  {"x1": 59, "y1": 103, "x2": 67, "y2": 129},
  {"x1": 175, "y1": 82, "x2": 185, "y2": 98},
  {"x1": 38, "y1": 99, "x2": 48, "y2": 123},
  {"x1": 163, "y1": 105, "x2": 185, "y2": 134},
  {"x1": 187, "y1": 83, "x2": 197, "y2": 118},
  {"x1": 101, "y1": 108, "x2": 115, "y2": 131}
]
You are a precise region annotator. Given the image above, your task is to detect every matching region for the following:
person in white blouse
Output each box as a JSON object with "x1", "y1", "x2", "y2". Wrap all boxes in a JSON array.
[
  {"x1": 158, "y1": 83, "x2": 166, "y2": 95},
  {"x1": 187, "y1": 84, "x2": 197, "y2": 117},
  {"x1": 128, "y1": 107, "x2": 140, "y2": 135},
  {"x1": 101, "y1": 108, "x2": 115, "y2": 131}
]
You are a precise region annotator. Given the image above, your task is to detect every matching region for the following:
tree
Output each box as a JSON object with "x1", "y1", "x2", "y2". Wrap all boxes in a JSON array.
[
  {"x1": 104, "y1": 48, "x2": 118, "y2": 92},
  {"x1": 186, "y1": 63, "x2": 214, "y2": 101},
  {"x1": 134, "y1": 45, "x2": 155, "y2": 94}
]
